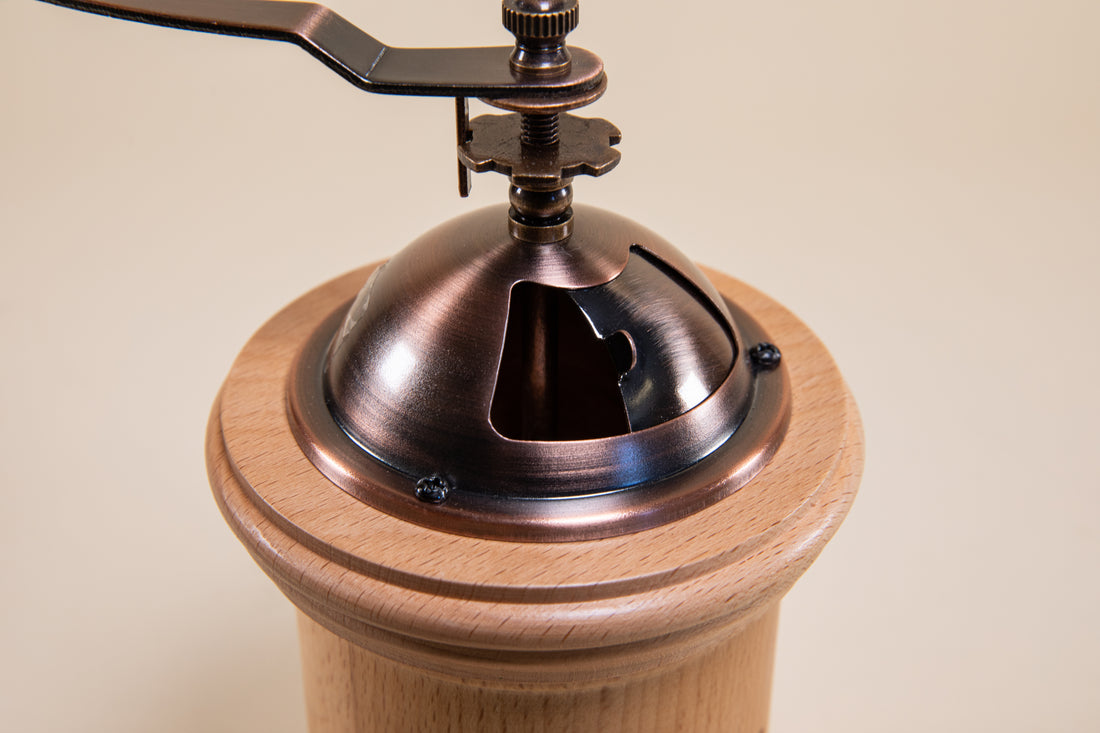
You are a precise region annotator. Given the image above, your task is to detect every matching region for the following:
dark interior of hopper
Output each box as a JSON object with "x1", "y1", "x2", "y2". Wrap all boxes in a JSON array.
[{"x1": 490, "y1": 281, "x2": 632, "y2": 441}]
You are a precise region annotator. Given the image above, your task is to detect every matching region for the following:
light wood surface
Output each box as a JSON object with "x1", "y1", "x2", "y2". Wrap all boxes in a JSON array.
[
  {"x1": 205, "y1": 256, "x2": 862, "y2": 726},
  {"x1": 298, "y1": 607, "x2": 779, "y2": 733},
  {"x1": 9, "y1": 2, "x2": 1099, "y2": 729}
]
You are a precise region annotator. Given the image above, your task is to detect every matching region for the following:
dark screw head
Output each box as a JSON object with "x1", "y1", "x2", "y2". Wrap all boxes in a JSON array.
[
  {"x1": 415, "y1": 474, "x2": 452, "y2": 504},
  {"x1": 749, "y1": 342, "x2": 782, "y2": 371}
]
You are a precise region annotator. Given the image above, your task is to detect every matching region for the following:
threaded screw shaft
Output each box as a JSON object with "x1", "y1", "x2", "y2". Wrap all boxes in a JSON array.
[{"x1": 520, "y1": 113, "x2": 561, "y2": 146}]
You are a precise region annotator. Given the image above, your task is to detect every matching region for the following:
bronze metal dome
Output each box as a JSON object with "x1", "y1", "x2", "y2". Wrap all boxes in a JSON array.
[{"x1": 288, "y1": 205, "x2": 790, "y2": 541}]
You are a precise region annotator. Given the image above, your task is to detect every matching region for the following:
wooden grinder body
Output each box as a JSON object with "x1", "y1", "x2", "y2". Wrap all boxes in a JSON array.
[
  {"x1": 33, "y1": 0, "x2": 862, "y2": 727},
  {"x1": 207, "y1": 258, "x2": 863, "y2": 732}
]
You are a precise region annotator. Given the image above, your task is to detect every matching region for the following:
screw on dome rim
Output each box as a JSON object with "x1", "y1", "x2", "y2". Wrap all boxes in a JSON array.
[{"x1": 284, "y1": 207, "x2": 792, "y2": 543}]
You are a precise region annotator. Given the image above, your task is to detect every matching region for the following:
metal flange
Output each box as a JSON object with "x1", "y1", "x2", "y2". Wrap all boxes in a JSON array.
[{"x1": 459, "y1": 113, "x2": 622, "y2": 186}]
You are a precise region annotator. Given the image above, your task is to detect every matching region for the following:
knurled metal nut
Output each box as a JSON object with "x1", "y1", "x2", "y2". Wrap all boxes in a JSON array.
[{"x1": 502, "y1": 0, "x2": 579, "y2": 39}]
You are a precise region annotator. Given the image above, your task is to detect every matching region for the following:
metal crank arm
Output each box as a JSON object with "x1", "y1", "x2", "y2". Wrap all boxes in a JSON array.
[{"x1": 39, "y1": 0, "x2": 605, "y2": 103}]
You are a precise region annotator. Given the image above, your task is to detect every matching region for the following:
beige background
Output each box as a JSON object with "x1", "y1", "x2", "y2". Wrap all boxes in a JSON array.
[{"x1": 3, "y1": 0, "x2": 1098, "y2": 730}]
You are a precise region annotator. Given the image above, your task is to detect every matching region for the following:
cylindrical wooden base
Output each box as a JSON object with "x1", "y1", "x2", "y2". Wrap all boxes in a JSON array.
[
  {"x1": 208, "y1": 243, "x2": 862, "y2": 732},
  {"x1": 298, "y1": 607, "x2": 779, "y2": 733}
]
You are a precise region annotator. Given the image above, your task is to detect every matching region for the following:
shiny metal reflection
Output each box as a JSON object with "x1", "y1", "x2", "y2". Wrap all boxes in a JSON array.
[{"x1": 287, "y1": 205, "x2": 790, "y2": 541}]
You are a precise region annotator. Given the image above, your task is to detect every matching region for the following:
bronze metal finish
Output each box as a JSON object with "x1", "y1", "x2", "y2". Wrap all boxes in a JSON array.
[
  {"x1": 286, "y1": 206, "x2": 791, "y2": 542},
  {"x1": 46, "y1": 0, "x2": 796, "y2": 542},
  {"x1": 460, "y1": 114, "x2": 621, "y2": 185},
  {"x1": 40, "y1": 0, "x2": 604, "y2": 105},
  {"x1": 42, "y1": 0, "x2": 620, "y2": 236},
  {"x1": 502, "y1": 0, "x2": 579, "y2": 76}
]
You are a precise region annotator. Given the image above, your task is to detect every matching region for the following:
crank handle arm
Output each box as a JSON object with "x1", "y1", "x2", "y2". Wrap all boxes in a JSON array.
[{"x1": 39, "y1": 0, "x2": 605, "y2": 101}]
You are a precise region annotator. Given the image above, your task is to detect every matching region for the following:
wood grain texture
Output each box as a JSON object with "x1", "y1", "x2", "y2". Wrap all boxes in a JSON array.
[
  {"x1": 206, "y1": 259, "x2": 863, "y2": 700},
  {"x1": 298, "y1": 607, "x2": 778, "y2": 733}
]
